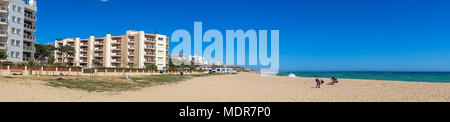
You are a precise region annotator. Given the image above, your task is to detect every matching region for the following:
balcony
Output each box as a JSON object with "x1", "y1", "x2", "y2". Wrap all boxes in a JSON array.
[
  {"x1": 94, "y1": 47, "x2": 103, "y2": 51},
  {"x1": 94, "y1": 53, "x2": 103, "y2": 57},
  {"x1": 145, "y1": 59, "x2": 155, "y2": 63},
  {"x1": 0, "y1": 42, "x2": 6, "y2": 49},
  {"x1": 145, "y1": 45, "x2": 156, "y2": 49},
  {"x1": 111, "y1": 59, "x2": 120, "y2": 63},
  {"x1": 128, "y1": 59, "x2": 135, "y2": 62},
  {"x1": 128, "y1": 39, "x2": 135, "y2": 42},
  {"x1": 80, "y1": 49, "x2": 88, "y2": 52},
  {"x1": 0, "y1": 17, "x2": 7, "y2": 24},
  {"x1": 81, "y1": 43, "x2": 88, "y2": 46},
  {"x1": 24, "y1": 35, "x2": 35, "y2": 41},
  {"x1": 145, "y1": 52, "x2": 155, "y2": 56},
  {"x1": 24, "y1": 13, "x2": 36, "y2": 20},
  {"x1": 112, "y1": 53, "x2": 121, "y2": 56},
  {"x1": 95, "y1": 41, "x2": 103, "y2": 45},
  {"x1": 80, "y1": 54, "x2": 88, "y2": 57},
  {"x1": 112, "y1": 40, "x2": 121, "y2": 44},
  {"x1": 128, "y1": 52, "x2": 135, "y2": 56},
  {"x1": 80, "y1": 60, "x2": 88, "y2": 63},
  {"x1": 145, "y1": 38, "x2": 156, "y2": 42},
  {"x1": 128, "y1": 46, "x2": 134, "y2": 49},
  {"x1": 23, "y1": 46, "x2": 35, "y2": 52},
  {"x1": 112, "y1": 46, "x2": 121, "y2": 50},
  {"x1": 0, "y1": 30, "x2": 7, "y2": 36},
  {"x1": 0, "y1": 6, "x2": 7, "y2": 13},
  {"x1": 24, "y1": 24, "x2": 36, "y2": 31}
]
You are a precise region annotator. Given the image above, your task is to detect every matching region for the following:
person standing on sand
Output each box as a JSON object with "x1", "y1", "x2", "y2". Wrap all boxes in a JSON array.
[
  {"x1": 180, "y1": 71, "x2": 184, "y2": 76},
  {"x1": 315, "y1": 78, "x2": 321, "y2": 88}
]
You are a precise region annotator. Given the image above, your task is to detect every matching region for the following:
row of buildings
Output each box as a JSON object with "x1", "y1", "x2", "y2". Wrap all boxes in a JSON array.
[
  {"x1": 54, "y1": 30, "x2": 169, "y2": 70},
  {"x1": 0, "y1": 0, "x2": 243, "y2": 72}
]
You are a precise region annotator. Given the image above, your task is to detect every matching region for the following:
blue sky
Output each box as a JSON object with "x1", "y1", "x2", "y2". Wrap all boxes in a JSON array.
[{"x1": 36, "y1": 0, "x2": 450, "y2": 71}]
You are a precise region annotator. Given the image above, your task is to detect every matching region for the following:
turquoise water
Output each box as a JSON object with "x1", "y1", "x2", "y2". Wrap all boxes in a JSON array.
[{"x1": 277, "y1": 72, "x2": 450, "y2": 83}]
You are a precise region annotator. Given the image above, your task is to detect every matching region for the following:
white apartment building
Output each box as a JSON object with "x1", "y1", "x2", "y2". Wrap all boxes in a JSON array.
[
  {"x1": 0, "y1": 0, "x2": 37, "y2": 62},
  {"x1": 54, "y1": 30, "x2": 169, "y2": 70}
]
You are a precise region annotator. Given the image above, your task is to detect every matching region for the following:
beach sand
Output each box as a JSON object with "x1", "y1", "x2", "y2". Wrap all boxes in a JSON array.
[{"x1": 0, "y1": 72, "x2": 449, "y2": 102}]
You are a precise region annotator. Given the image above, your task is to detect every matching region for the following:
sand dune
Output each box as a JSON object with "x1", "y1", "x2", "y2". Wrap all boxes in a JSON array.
[{"x1": 0, "y1": 72, "x2": 449, "y2": 102}]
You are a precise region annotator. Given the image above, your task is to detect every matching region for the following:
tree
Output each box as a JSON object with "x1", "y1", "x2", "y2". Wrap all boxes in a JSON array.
[
  {"x1": 57, "y1": 45, "x2": 74, "y2": 66},
  {"x1": 167, "y1": 57, "x2": 178, "y2": 71},
  {"x1": 188, "y1": 61, "x2": 196, "y2": 71},
  {"x1": 0, "y1": 50, "x2": 7, "y2": 76},
  {"x1": 35, "y1": 44, "x2": 56, "y2": 66},
  {"x1": 47, "y1": 55, "x2": 55, "y2": 65},
  {"x1": 92, "y1": 59, "x2": 101, "y2": 68},
  {"x1": 145, "y1": 63, "x2": 157, "y2": 71}
]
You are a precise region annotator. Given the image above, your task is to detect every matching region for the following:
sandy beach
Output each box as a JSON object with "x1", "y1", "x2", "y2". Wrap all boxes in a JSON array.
[{"x1": 0, "y1": 72, "x2": 449, "y2": 102}]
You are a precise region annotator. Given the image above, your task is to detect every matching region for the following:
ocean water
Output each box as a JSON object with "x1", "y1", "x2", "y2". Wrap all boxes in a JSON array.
[{"x1": 277, "y1": 72, "x2": 450, "y2": 83}]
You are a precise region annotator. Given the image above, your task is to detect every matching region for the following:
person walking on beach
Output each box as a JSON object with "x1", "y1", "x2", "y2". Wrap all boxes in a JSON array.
[
  {"x1": 315, "y1": 78, "x2": 321, "y2": 88},
  {"x1": 180, "y1": 70, "x2": 184, "y2": 76}
]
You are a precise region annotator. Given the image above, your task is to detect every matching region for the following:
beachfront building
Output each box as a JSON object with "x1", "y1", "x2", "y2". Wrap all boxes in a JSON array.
[
  {"x1": 0, "y1": 0, "x2": 37, "y2": 62},
  {"x1": 54, "y1": 30, "x2": 169, "y2": 70}
]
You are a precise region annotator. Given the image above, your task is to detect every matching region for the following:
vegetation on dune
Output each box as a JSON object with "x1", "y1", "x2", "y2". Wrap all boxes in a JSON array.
[{"x1": 45, "y1": 73, "x2": 222, "y2": 92}]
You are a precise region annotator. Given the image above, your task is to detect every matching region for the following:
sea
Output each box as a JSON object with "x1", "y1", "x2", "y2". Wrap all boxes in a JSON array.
[{"x1": 277, "y1": 72, "x2": 450, "y2": 83}]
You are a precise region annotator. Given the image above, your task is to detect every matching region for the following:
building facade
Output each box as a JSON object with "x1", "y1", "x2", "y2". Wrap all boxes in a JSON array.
[
  {"x1": 0, "y1": 0, "x2": 37, "y2": 62},
  {"x1": 54, "y1": 30, "x2": 169, "y2": 70}
]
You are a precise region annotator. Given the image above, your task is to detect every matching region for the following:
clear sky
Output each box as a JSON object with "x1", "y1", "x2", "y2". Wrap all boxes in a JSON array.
[{"x1": 35, "y1": 0, "x2": 450, "y2": 71}]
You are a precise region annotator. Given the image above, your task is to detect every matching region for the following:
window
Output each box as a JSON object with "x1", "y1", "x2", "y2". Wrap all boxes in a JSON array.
[
  {"x1": 17, "y1": 7, "x2": 22, "y2": 13},
  {"x1": 17, "y1": 18, "x2": 21, "y2": 24},
  {"x1": 11, "y1": 28, "x2": 15, "y2": 34},
  {"x1": 15, "y1": 52, "x2": 20, "y2": 58},
  {"x1": 10, "y1": 51, "x2": 14, "y2": 58},
  {"x1": 17, "y1": 29, "x2": 21, "y2": 35},
  {"x1": 12, "y1": 16, "x2": 16, "y2": 23},
  {"x1": 10, "y1": 40, "x2": 15, "y2": 46},
  {"x1": 158, "y1": 37, "x2": 164, "y2": 41},
  {"x1": 12, "y1": 5, "x2": 16, "y2": 11},
  {"x1": 16, "y1": 40, "x2": 21, "y2": 47}
]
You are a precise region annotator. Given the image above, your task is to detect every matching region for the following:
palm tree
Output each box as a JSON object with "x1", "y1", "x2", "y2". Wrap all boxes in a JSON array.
[{"x1": 57, "y1": 45, "x2": 74, "y2": 66}]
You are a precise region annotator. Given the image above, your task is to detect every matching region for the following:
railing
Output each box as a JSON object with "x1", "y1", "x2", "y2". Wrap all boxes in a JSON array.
[
  {"x1": 128, "y1": 59, "x2": 135, "y2": 62},
  {"x1": 112, "y1": 53, "x2": 121, "y2": 56},
  {"x1": 128, "y1": 52, "x2": 134, "y2": 55},
  {"x1": 0, "y1": 17, "x2": 7, "y2": 24},
  {"x1": 128, "y1": 46, "x2": 134, "y2": 49},
  {"x1": 95, "y1": 48, "x2": 103, "y2": 50},
  {"x1": 24, "y1": 24, "x2": 36, "y2": 30},
  {"x1": 145, "y1": 52, "x2": 155, "y2": 56},
  {"x1": 112, "y1": 40, "x2": 121, "y2": 43},
  {"x1": 145, "y1": 59, "x2": 155, "y2": 63},
  {"x1": 81, "y1": 43, "x2": 88, "y2": 46},
  {"x1": 145, "y1": 38, "x2": 156, "y2": 42},
  {"x1": 128, "y1": 39, "x2": 135, "y2": 42},
  {"x1": 24, "y1": 13, "x2": 36, "y2": 20},
  {"x1": 112, "y1": 47, "x2": 121, "y2": 50},
  {"x1": 95, "y1": 41, "x2": 103, "y2": 45},
  {"x1": 0, "y1": 6, "x2": 8, "y2": 12},
  {"x1": 0, "y1": 30, "x2": 7, "y2": 36},
  {"x1": 0, "y1": 42, "x2": 6, "y2": 49},
  {"x1": 24, "y1": 35, "x2": 35, "y2": 40},
  {"x1": 111, "y1": 59, "x2": 120, "y2": 62},
  {"x1": 145, "y1": 45, "x2": 155, "y2": 49}
]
